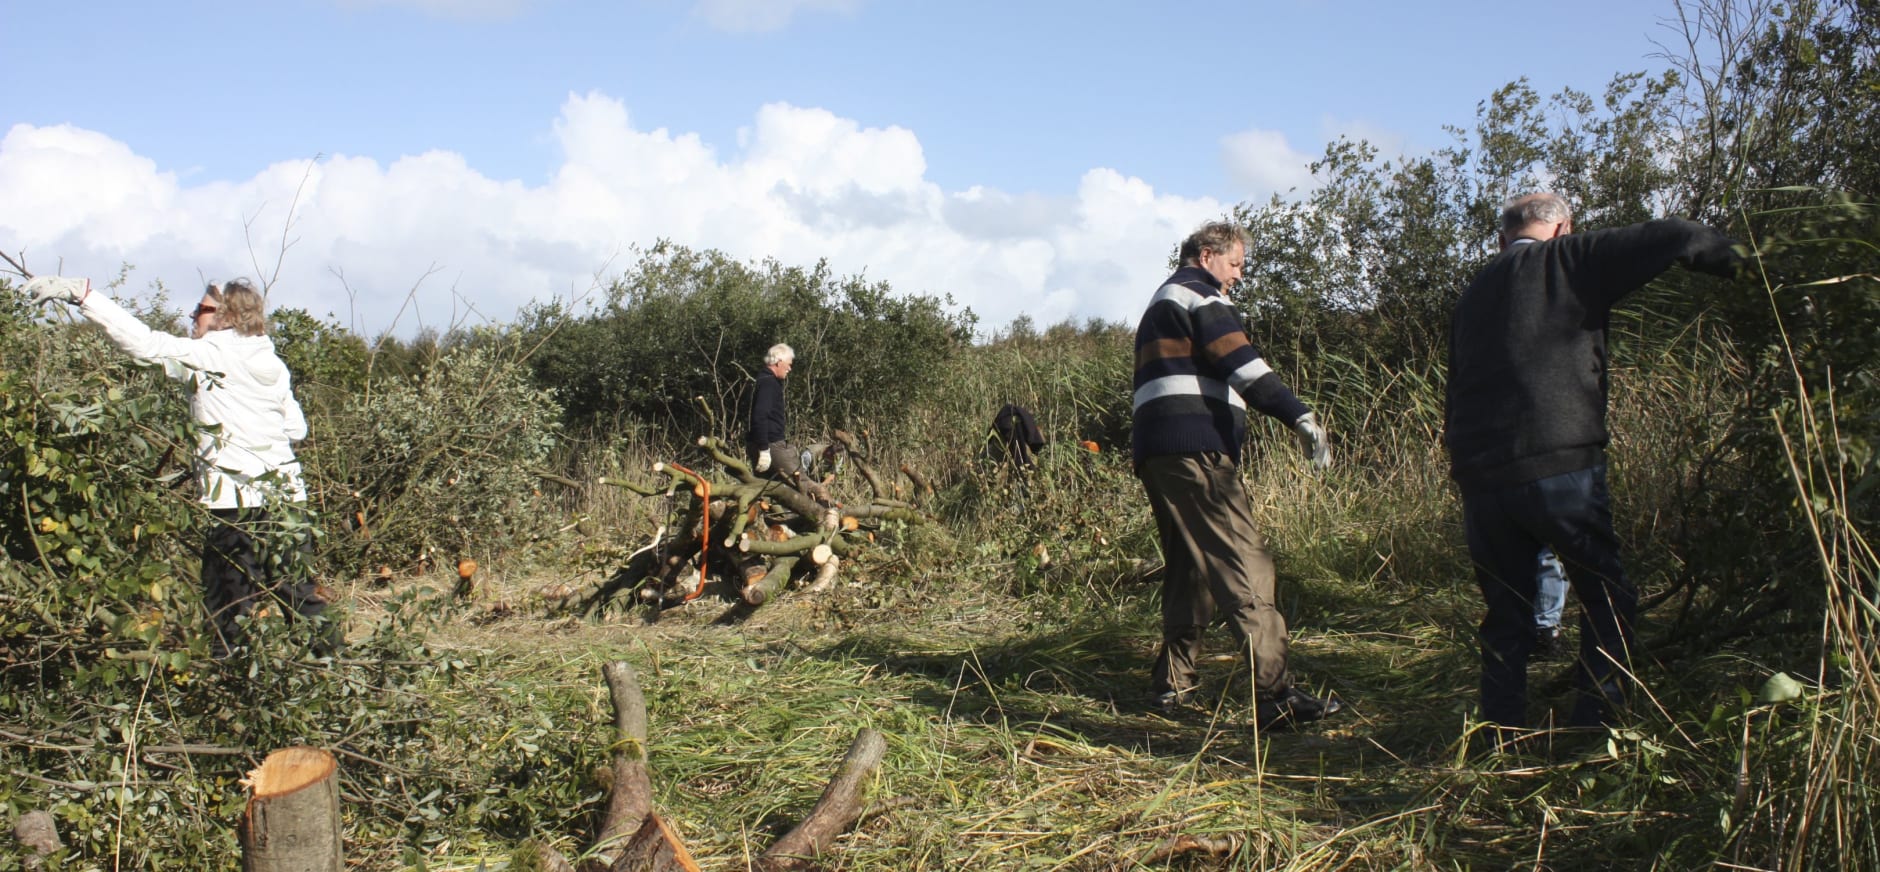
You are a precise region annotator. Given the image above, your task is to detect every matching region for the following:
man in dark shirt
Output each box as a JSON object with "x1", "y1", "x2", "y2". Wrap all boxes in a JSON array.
[
  {"x1": 1445, "y1": 193, "x2": 1742, "y2": 731},
  {"x1": 748, "y1": 343, "x2": 799, "y2": 479},
  {"x1": 988, "y1": 403, "x2": 1045, "y2": 470}
]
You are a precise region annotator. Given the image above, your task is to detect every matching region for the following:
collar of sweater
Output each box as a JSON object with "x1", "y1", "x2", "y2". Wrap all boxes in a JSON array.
[{"x1": 1168, "y1": 265, "x2": 1224, "y2": 291}]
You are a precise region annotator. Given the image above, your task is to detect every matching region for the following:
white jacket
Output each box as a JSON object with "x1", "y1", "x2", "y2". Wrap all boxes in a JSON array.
[{"x1": 79, "y1": 293, "x2": 308, "y2": 509}]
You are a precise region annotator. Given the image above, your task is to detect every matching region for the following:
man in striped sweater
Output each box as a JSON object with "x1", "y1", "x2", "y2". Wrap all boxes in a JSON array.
[{"x1": 1132, "y1": 221, "x2": 1340, "y2": 728}]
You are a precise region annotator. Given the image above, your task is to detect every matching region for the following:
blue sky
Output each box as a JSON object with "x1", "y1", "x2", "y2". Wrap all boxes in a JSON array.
[{"x1": 5, "y1": 0, "x2": 1681, "y2": 336}]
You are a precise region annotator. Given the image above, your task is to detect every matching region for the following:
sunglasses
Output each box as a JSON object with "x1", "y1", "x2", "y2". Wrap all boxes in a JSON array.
[{"x1": 192, "y1": 304, "x2": 218, "y2": 318}]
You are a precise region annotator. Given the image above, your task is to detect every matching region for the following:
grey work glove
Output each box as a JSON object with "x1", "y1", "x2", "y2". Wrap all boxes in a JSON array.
[
  {"x1": 755, "y1": 449, "x2": 772, "y2": 473},
  {"x1": 1292, "y1": 412, "x2": 1331, "y2": 470},
  {"x1": 22, "y1": 276, "x2": 89, "y2": 306}
]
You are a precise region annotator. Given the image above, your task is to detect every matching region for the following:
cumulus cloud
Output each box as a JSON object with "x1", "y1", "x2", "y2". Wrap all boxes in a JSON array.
[
  {"x1": 692, "y1": 0, "x2": 861, "y2": 32},
  {"x1": 1220, "y1": 128, "x2": 1317, "y2": 202},
  {"x1": 0, "y1": 93, "x2": 1230, "y2": 337},
  {"x1": 1320, "y1": 116, "x2": 1410, "y2": 159}
]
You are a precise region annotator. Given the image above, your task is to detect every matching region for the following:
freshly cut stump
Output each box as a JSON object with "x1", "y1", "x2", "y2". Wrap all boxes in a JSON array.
[{"x1": 240, "y1": 747, "x2": 343, "y2": 872}]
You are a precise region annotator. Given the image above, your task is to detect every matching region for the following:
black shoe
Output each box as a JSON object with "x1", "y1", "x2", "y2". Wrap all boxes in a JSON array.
[
  {"x1": 1533, "y1": 626, "x2": 1568, "y2": 661},
  {"x1": 1256, "y1": 687, "x2": 1342, "y2": 729},
  {"x1": 1153, "y1": 689, "x2": 1197, "y2": 714}
]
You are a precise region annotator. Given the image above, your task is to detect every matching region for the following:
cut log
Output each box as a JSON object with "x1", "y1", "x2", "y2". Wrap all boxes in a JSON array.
[
  {"x1": 755, "y1": 728, "x2": 887, "y2": 871},
  {"x1": 240, "y1": 747, "x2": 343, "y2": 872},
  {"x1": 584, "y1": 662, "x2": 653, "y2": 872},
  {"x1": 899, "y1": 464, "x2": 935, "y2": 498},
  {"x1": 802, "y1": 555, "x2": 841, "y2": 595},
  {"x1": 742, "y1": 530, "x2": 827, "y2": 557},
  {"x1": 742, "y1": 554, "x2": 800, "y2": 605},
  {"x1": 840, "y1": 505, "x2": 924, "y2": 523},
  {"x1": 810, "y1": 543, "x2": 834, "y2": 566},
  {"x1": 611, "y1": 813, "x2": 701, "y2": 872}
]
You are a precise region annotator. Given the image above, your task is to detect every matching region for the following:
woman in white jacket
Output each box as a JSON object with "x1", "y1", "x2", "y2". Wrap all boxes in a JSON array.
[{"x1": 25, "y1": 275, "x2": 336, "y2": 658}]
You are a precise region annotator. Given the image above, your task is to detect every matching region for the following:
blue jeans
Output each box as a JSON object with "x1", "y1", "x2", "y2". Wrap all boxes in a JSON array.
[
  {"x1": 1461, "y1": 465, "x2": 1636, "y2": 728},
  {"x1": 1534, "y1": 547, "x2": 1568, "y2": 630}
]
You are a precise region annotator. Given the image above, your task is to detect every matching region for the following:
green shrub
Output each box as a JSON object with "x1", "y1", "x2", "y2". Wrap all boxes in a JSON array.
[{"x1": 301, "y1": 336, "x2": 563, "y2": 569}]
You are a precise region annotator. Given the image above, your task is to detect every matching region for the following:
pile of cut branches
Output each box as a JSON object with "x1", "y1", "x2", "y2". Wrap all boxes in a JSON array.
[{"x1": 571, "y1": 429, "x2": 930, "y2": 616}]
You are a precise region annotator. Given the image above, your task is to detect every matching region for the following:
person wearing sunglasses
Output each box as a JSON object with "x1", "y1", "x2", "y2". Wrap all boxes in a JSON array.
[{"x1": 21, "y1": 274, "x2": 337, "y2": 659}]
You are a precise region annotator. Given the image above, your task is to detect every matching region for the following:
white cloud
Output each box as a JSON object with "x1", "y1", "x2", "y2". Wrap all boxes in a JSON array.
[
  {"x1": 692, "y1": 0, "x2": 861, "y2": 32},
  {"x1": 1319, "y1": 116, "x2": 1410, "y2": 161},
  {"x1": 0, "y1": 95, "x2": 1228, "y2": 338},
  {"x1": 1220, "y1": 128, "x2": 1317, "y2": 202}
]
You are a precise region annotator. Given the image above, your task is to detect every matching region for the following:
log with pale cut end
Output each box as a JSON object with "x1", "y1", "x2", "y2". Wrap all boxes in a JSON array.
[
  {"x1": 802, "y1": 554, "x2": 841, "y2": 595},
  {"x1": 810, "y1": 543, "x2": 834, "y2": 566},
  {"x1": 240, "y1": 747, "x2": 343, "y2": 872},
  {"x1": 742, "y1": 554, "x2": 800, "y2": 605},
  {"x1": 755, "y1": 728, "x2": 888, "y2": 871},
  {"x1": 611, "y1": 813, "x2": 701, "y2": 872},
  {"x1": 741, "y1": 530, "x2": 827, "y2": 557},
  {"x1": 585, "y1": 662, "x2": 652, "y2": 872}
]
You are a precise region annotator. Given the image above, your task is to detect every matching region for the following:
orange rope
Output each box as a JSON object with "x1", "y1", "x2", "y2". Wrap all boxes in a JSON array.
[{"x1": 666, "y1": 463, "x2": 710, "y2": 601}]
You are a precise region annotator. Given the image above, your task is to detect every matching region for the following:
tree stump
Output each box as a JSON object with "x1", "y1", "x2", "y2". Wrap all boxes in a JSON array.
[
  {"x1": 240, "y1": 746, "x2": 343, "y2": 872},
  {"x1": 613, "y1": 813, "x2": 701, "y2": 872}
]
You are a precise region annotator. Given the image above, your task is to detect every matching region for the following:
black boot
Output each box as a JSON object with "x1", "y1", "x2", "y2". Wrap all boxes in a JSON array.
[{"x1": 1255, "y1": 687, "x2": 1342, "y2": 729}]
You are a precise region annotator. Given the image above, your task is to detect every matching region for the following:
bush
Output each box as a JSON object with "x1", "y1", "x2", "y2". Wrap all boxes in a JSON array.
[
  {"x1": 523, "y1": 242, "x2": 975, "y2": 447},
  {"x1": 300, "y1": 336, "x2": 563, "y2": 570}
]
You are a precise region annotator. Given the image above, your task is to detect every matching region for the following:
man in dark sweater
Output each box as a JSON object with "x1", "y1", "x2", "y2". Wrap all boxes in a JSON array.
[
  {"x1": 1445, "y1": 193, "x2": 1742, "y2": 730},
  {"x1": 748, "y1": 343, "x2": 799, "y2": 479},
  {"x1": 1132, "y1": 220, "x2": 1339, "y2": 728}
]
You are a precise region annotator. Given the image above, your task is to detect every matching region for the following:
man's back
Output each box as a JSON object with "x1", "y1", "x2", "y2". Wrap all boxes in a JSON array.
[{"x1": 1445, "y1": 218, "x2": 1740, "y2": 489}]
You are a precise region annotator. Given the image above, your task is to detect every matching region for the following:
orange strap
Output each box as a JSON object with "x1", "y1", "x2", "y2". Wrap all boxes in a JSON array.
[{"x1": 666, "y1": 463, "x2": 710, "y2": 601}]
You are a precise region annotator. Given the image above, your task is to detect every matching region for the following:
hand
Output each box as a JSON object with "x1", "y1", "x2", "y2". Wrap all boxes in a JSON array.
[
  {"x1": 1292, "y1": 412, "x2": 1331, "y2": 470},
  {"x1": 22, "y1": 276, "x2": 89, "y2": 306},
  {"x1": 755, "y1": 449, "x2": 772, "y2": 473}
]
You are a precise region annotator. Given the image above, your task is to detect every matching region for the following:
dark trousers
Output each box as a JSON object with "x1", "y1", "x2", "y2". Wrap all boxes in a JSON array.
[
  {"x1": 1461, "y1": 465, "x2": 1636, "y2": 728},
  {"x1": 751, "y1": 440, "x2": 802, "y2": 479},
  {"x1": 1140, "y1": 453, "x2": 1291, "y2": 698},
  {"x1": 201, "y1": 508, "x2": 334, "y2": 657}
]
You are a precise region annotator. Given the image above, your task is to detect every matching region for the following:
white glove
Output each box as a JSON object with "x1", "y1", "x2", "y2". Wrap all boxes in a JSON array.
[
  {"x1": 1293, "y1": 412, "x2": 1331, "y2": 470},
  {"x1": 22, "y1": 276, "x2": 89, "y2": 306},
  {"x1": 755, "y1": 449, "x2": 772, "y2": 472}
]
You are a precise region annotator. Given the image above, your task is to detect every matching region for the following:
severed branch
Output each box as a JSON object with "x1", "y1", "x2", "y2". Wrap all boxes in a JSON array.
[
  {"x1": 742, "y1": 554, "x2": 801, "y2": 606},
  {"x1": 0, "y1": 249, "x2": 33, "y2": 280},
  {"x1": 584, "y1": 662, "x2": 653, "y2": 872},
  {"x1": 1138, "y1": 833, "x2": 1242, "y2": 866},
  {"x1": 755, "y1": 728, "x2": 888, "y2": 871},
  {"x1": 899, "y1": 465, "x2": 935, "y2": 499}
]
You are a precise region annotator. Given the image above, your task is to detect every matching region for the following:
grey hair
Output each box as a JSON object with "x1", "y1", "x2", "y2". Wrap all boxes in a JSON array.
[
  {"x1": 1500, "y1": 193, "x2": 1572, "y2": 237},
  {"x1": 1177, "y1": 221, "x2": 1252, "y2": 266},
  {"x1": 764, "y1": 343, "x2": 795, "y2": 366}
]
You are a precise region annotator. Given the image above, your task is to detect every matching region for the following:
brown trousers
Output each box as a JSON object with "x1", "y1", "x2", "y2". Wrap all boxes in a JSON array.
[{"x1": 1140, "y1": 452, "x2": 1291, "y2": 697}]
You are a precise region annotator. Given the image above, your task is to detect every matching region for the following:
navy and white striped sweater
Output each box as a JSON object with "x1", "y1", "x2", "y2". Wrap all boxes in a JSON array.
[{"x1": 1131, "y1": 266, "x2": 1309, "y2": 467}]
